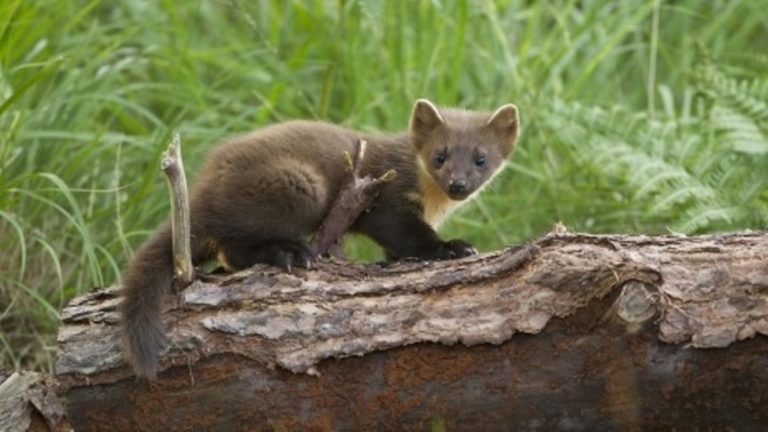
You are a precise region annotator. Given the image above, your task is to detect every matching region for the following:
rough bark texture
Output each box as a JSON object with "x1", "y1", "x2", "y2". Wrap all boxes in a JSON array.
[{"x1": 56, "y1": 231, "x2": 768, "y2": 430}]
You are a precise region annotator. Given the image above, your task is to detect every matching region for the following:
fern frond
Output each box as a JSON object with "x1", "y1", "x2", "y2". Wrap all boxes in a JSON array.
[
  {"x1": 542, "y1": 91, "x2": 766, "y2": 234},
  {"x1": 712, "y1": 105, "x2": 768, "y2": 154},
  {"x1": 696, "y1": 64, "x2": 768, "y2": 126}
]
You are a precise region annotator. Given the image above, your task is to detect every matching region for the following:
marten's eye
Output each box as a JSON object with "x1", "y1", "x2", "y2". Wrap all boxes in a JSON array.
[
  {"x1": 475, "y1": 155, "x2": 486, "y2": 167},
  {"x1": 434, "y1": 152, "x2": 446, "y2": 167}
]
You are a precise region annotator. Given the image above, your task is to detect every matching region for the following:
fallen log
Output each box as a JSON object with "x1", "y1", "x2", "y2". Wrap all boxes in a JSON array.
[{"x1": 55, "y1": 230, "x2": 768, "y2": 430}]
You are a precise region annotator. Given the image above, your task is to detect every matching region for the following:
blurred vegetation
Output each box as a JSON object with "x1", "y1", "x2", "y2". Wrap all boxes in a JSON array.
[{"x1": 0, "y1": 0, "x2": 766, "y2": 372}]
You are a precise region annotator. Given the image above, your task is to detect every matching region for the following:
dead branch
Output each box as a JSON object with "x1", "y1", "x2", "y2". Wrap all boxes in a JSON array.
[
  {"x1": 0, "y1": 371, "x2": 70, "y2": 431},
  {"x1": 309, "y1": 139, "x2": 396, "y2": 258}
]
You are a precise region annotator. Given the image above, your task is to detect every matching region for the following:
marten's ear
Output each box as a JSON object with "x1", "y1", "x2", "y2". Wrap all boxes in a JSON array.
[
  {"x1": 410, "y1": 99, "x2": 445, "y2": 137},
  {"x1": 486, "y1": 104, "x2": 520, "y2": 142}
]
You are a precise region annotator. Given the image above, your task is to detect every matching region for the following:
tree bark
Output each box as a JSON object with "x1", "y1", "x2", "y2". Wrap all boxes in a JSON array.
[{"x1": 55, "y1": 230, "x2": 768, "y2": 431}]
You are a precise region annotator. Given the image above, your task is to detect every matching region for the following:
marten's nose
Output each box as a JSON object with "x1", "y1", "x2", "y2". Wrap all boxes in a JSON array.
[{"x1": 448, "y1": 179, "x2": 467, "y2": 194}]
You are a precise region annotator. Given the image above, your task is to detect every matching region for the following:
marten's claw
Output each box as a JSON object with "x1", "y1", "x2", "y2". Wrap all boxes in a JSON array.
[
  {"x1": 440, "y1": 239, "x2": 477, "y2": 259},
  {"x1": 274, "y1": 250, "x2": 294, "y2": 272},
  {"x1": 273, "y1": 242, "x2": 314, "y2": 272}
]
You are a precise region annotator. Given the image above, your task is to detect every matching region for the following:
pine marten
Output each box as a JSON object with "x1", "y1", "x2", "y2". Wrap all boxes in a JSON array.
[{"x1": 121, "y1": 99, "x2": 521, "y2": 379}]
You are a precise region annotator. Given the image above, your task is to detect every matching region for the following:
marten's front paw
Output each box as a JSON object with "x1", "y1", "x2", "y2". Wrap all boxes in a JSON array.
[{"x1": 439, "y1": 239, "x2": 478, "y2": 259}]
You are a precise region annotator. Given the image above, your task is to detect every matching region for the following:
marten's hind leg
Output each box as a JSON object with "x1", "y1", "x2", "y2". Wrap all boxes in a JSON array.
[
  {"x1": 195, "y1": 157, "x2": 331, "y2": 272},
  {"x1": 217, "y1": 239, "x2": 313, "y2": 272}
]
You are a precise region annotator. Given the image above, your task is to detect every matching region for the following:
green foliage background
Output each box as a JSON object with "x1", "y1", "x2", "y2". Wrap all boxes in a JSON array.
[{"x1": 1, "y1": 0, "x2": 766, "y2": 371}]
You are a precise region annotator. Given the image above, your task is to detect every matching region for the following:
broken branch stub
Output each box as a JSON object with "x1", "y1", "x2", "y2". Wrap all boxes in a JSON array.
[{"x1": 160, "y1": 133, "x2": 193, "y2": 287}]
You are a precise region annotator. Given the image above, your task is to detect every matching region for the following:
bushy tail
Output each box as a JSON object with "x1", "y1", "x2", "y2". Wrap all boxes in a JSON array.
[{"x1": 120, "y1": 223, "x2": 176, "y2": 379}]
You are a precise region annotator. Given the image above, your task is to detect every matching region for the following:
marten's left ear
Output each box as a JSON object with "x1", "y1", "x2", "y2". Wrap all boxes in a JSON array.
[
  {"x1": 410, "y1": 99, "x2": 445, "y2": 136},
  {"x1": 486, "y1": 104, "x2": 520, "y2": 145}
]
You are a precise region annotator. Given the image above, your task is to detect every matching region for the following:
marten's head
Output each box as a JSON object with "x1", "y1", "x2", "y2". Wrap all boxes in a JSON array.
[{"x1": 410, "y1": 99, "x2": 520, "y2": 201}]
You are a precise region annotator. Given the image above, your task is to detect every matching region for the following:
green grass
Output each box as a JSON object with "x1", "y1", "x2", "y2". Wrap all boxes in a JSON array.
[{"x1": 1, "y1": 0, "x2": 766, "y2": 372}]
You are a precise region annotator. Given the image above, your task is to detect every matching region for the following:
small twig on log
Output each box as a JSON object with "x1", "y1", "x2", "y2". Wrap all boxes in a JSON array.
[
  {"x1": 161, "y1": 133, "x2": 193, "y2": 287},
  {"x1": 309, "y1": 139, "x2": 396, "y2": 258}
]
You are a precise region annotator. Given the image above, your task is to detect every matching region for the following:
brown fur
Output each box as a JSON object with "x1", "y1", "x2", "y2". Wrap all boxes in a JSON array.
[{"x1": 120, "y1": 100, "x2": 521, "y2": 379}]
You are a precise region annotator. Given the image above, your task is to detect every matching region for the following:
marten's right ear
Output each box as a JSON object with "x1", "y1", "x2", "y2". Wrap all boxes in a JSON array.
[
  {"x1": 486, "y1": 104, "x2": 519, "y2": 140},
  {"x1": 410, "y1": 99, "x2": 445, "y2": 140},
  {"x1": 486, "y1": 103, "x2": 520, "y2": 153}
]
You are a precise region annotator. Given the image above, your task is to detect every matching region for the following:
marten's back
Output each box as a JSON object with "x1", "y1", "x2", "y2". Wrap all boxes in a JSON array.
[
  {"x1": 197, "y1": 121, "x2": 357, "y2": 187},
  {"x1": 191, "y1": 120, "x2": 417, "y2": 208},
  {"x1": 187, "y1": 121, "x2": 418, "y2": 244}
]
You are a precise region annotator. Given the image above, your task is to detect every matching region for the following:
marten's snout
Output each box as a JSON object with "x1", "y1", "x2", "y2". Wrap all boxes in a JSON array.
[
  {"x1": 447, "y1": 177, "x2": 471, "y2": 200},
  {"x1": 448, "y1": 179, "x2": 467, "y2": 194}
]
